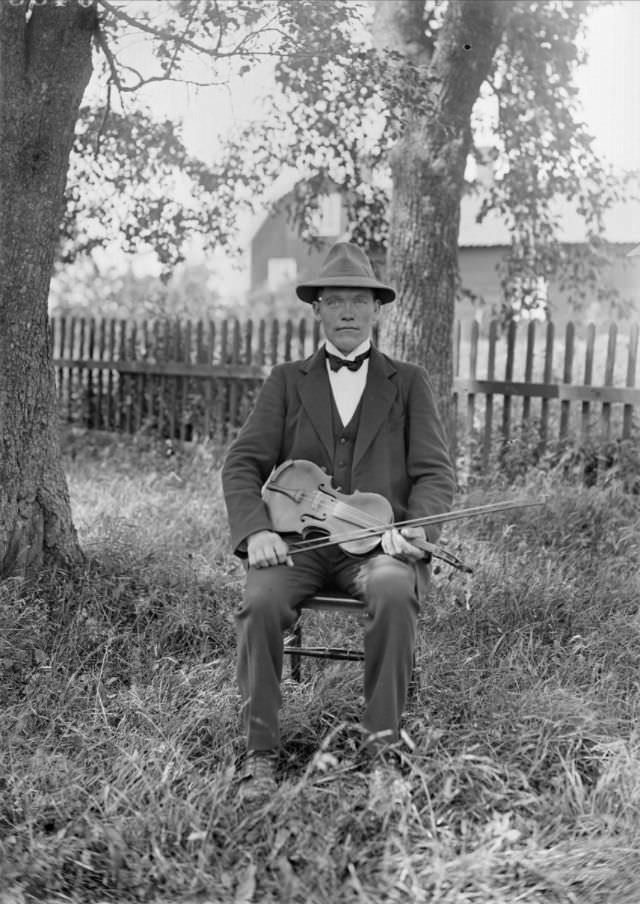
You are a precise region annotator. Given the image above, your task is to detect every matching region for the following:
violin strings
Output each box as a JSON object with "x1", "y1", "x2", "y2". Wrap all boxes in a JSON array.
[
  {"x1": 287, "y1": 499, "x2": 543, "y2": 556},
  {"x1": 286, "y1": 491, "x2": 391, "y2": 551},
  {"x1": 267, "y1": 482, "x2": 391, "y2": 539},
  {"x1": 264, "y1": 472, "x2": 544, "y2": 555},
  {"x1": 288, "y1": 504, "x2": 434, "y2": 553}
]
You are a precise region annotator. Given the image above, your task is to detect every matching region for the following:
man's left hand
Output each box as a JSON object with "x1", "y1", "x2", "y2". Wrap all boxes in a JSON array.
[{"x1": 380, "y1": 526, "x2": 426, "y2": 561}]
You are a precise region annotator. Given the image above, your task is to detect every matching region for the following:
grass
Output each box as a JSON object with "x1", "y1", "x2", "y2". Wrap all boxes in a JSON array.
[{"x1": 1, "y1": 429, "x2": 640, "y2": 902}]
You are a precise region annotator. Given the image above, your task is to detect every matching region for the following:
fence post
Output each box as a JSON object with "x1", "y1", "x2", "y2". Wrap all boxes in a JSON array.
[
  {"x1": 539, "y1": 321, "x2": 554, "y2": 451},
  {"x1": 284, "y1": 319, "x2": 293, "y2": 362},
  {"x1": 269, "y1": 318, "x2": 279, "y2": 366},
  {"x1": 227, "y1": 319, "x2": 241, "y2": 435},
  {"x1": 96, "y1": 317, "x2": 106, "y2": 431},
  {"x1": 466, "y1": 320, "x2": 478, "y2": 474},
  {"x1": 207, "y1": 320, "x2": 217, "y2": 440},
  {"x1": 117, "y1": 320, "x2": 127, "y2": 433},
  {"x1": 601, "y1": 323, "x2": 617, "y2": 441},
  {"x1": 581, "y1": 323, "x2": 595, "y2": 443},
  {"x1": 55, "y1": 316, "x2": 67, "y2": 419},
  {"x1": 127, "y1": 321, "x2": 137, "y2": 435},
  {"x1": 623, "y1": 324, "x2": 639, "y2": 440},
  {"x1": 215, "y1": 319, "x2": 229, "y2": 443},
  {"x1": 559, "y1": 322, "x2": 574, "y2": 441},
  {"x1": 502, "y1": 320, "x2": 516, "y2": 446},
  {"x1": 522, "y1": 321, "x2": 535, "y2": 432},
  {"x1": 482, "y1": 320, "x2": 497, "y2": 470},
  {"x1": 452, "y1": 320, "x2": 461, "y2": 467},
  {"x1": 77, "y1": 318, "x2": 87, "y2": 427},
  {"x1": 298, "y1": 318, "x2": 307, "y2": 359}
]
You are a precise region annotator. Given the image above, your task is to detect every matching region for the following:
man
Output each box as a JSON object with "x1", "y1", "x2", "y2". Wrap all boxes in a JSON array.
[{"x1": 222, "y1": 242, "x2": 455, "y2": 799}]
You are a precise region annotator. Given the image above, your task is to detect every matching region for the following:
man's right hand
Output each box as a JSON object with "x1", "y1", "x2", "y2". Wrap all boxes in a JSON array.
[{"x1": 247, "y1": 530, "x2": 293, "y2": 569}]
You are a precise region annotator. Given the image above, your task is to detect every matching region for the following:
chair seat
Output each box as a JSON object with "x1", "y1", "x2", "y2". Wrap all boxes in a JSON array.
[
  {"x1": 298, "y1": 592, "x2": 366, "y2": 613},
  {"x1": 283, "y1": 591, "x2": 367, "y2": 680},
  {"x1": 283, "y1": 590, "x2": 418, "y2": 696}
]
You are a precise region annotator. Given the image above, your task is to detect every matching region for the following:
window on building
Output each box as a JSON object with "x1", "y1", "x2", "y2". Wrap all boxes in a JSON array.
[
  {"x1": 267, "y1": 257, "x2": 297, "y2": 292},
  {"x1": 312, "y1": 193, "x2": 342, "y2": 236}
]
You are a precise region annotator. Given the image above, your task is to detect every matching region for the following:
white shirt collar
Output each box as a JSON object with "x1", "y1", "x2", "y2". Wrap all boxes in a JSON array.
[{"x1": 324, "y1": 338, "x2": 372, "y2": 361}]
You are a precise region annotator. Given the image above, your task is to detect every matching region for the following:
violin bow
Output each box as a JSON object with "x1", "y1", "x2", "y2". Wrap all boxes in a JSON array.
[{"x1": 287, "y1": 498, "x2": 545, "y2": 569}]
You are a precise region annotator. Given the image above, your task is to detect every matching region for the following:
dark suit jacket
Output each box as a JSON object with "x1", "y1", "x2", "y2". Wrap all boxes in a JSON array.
[{"x1": 222, "y1": 346, "x2": 456, "y2": 556}]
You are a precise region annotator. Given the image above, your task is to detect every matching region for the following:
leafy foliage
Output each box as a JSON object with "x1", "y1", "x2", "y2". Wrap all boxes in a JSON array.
[
  {"x1": 481, "y1": 1, "x2": 638, "y2": 317},
  {"x1": 61, "y1": 105, "x2": 258, "y2": 274},
  {"x1": 96, "y1": 0, "x2": 286, "y2": 91},
  {"x1": 49, "y1": 259, "x2": 235, "y2": 320},
  {"x1": 64, "y1": 1, "x2": 636, "y2": 312},
  {"x1": 58, "y1": 0, "x2": 320, "y2": 275},
  {"x1": 220, "y1": 0, "x2": 637, "y2": 317}
]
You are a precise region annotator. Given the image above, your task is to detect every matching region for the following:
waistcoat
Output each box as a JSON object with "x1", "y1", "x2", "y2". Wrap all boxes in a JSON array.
[{"x1": 329, "y1": 390, "x2": 363, "y2": 494}]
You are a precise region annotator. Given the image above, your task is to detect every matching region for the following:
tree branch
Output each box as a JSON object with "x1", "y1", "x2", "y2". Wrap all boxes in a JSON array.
[
  {"x1": 94, "y1": 18, "x2": 125, "y2": 95},
  {"x1": 111, "y1": 69, "x2": 231, "y2": 93},
  {"x1": 98, "y1": 0, "x2": 295, "y2": 63},
  {"x1": 98, "y1": 0, "x2": 254, "y2": 59},
  {"x1": 163, "y1": 0, "x2": 201, "y2": 79},
  {"x1": 94, "y1": 80, "x2": 112, "y2": 157}
]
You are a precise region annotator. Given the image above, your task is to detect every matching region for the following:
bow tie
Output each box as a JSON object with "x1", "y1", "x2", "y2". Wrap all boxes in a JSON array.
[{"x1": 325, "y1": 348, "x2": 371, "y2": 372}]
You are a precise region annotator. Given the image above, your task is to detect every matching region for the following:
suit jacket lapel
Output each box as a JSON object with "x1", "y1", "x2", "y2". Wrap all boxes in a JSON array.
[
  {"x1": 297, "y1": 348, "x2": 334, "y2": 464},
  {"x1": 354, "y1": 348, "x2": 397, "y2": 468}
]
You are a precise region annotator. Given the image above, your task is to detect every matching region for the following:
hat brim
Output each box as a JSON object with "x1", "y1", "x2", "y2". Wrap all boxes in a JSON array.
[{"x1": 296, "y1": 276, "x2": 396, "y2": 304}]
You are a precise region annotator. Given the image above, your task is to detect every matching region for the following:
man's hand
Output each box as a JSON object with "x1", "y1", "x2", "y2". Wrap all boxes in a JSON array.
[
  {"x1": 380, "y1": 526, "x2": 426, "y2": 561},
  {"x1": 247, "y1": 530, "x2": 293, "y2": 568}
]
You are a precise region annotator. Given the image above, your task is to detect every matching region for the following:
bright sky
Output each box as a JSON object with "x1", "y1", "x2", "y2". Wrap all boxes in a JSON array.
[{"x1": 574, "y1": 0, "x2": 640, "y2": 173}]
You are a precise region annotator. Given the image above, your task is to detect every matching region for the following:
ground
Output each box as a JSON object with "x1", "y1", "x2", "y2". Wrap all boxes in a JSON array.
[{"x1": 1, "y1": 429, "x2": 639, "y2": 902}]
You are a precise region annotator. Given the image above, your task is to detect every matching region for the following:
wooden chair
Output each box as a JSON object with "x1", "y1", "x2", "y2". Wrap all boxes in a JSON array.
[
  {"x1": 283, "y1": 591, "x2": 366, "y2": 682},
  {"x1": 283, "y1": 590, "x2": 418, "y2": 694}
]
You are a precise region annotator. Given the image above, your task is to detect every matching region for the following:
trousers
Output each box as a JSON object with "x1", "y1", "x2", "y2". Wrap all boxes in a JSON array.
[{"x1": 235, "y1": 544, "x2": 421, "y2": 751}]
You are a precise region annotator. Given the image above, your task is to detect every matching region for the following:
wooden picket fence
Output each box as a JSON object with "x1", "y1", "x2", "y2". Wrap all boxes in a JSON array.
[
  {"x1": 50, "y1": 315, "x2": 322, "y2": 443},
  {"x1": 454, "y1": 319, "x2": 640, "y2": 469},
  {"x1": 50, "y1": 315, "x2": 640, "y2": 463}
]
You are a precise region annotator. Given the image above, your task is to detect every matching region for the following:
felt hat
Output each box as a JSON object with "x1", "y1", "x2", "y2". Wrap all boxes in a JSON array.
[{"x1": 295, "y1": 242, "x2": 396, "y2": 304}]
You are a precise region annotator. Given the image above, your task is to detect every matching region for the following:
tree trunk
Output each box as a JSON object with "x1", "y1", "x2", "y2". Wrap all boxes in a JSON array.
[
  {"x1": 0, "y1": 2, "x2": 96, "y2": 578},
  {"x1": 373, "y1": 0, "x2": 510, "y2": 431}
]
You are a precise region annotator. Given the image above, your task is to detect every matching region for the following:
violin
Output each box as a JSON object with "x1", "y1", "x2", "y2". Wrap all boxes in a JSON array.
[
  {"x1": 262, "y1": 459, "x2": 395, "y2": 556},
  {"x1": 262, "y1": 459, "x2": 473, "y2": 570},
  {"x1": 262, "y1": 460, "x2": 544, "y2": 572}
]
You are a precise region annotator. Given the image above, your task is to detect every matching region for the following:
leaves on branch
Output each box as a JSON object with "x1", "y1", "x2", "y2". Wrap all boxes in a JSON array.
[
  {"x1": 218, "y1": 0, "x2": 636, "y2": 318},
  {"x1": 60, "y1": 105, "x2": 260, "y2": 277}
]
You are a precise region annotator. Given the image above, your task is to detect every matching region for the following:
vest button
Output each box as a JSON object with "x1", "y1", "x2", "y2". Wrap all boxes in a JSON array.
[{"x1": 339, "y1": 437, "x2": 346, "y2": 444}]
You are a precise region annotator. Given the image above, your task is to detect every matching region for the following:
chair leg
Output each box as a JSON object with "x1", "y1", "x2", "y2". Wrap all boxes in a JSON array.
[
  {"x1": 291, "y1": 619, "x2": 302, "y2": 683},
  {"x1": 408, "y1": 651, "x2": 419, "y2": 700}
]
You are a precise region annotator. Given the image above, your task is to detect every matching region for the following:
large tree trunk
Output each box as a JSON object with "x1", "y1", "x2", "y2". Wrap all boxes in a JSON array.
[
  {"x1": 0, "y1": 2, "x2": 96, "y2": 578},
  {"x1": 373, "y1": 0, "x2": 510, "y2": 431}
]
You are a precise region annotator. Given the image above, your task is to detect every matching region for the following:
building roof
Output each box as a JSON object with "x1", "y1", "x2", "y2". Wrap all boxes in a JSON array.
[
  {"x1": 459, "y1": 186, "x2": 640, "y2": 247},
  {"x1": 249, "y1": 177, "x2": 640, "y2": 250}
]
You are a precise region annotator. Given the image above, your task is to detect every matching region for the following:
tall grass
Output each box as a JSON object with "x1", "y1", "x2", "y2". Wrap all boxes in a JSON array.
[{"x1": 1, "y1": 430, "x2": 639, "y2": 903}]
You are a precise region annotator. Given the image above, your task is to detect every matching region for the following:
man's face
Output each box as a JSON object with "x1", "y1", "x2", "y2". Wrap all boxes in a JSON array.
[{"x1": 312, "y1": 287, "x2": 380, "y2": 355}]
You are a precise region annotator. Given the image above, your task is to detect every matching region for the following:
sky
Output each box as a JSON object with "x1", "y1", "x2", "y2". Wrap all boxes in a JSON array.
[
  {"x1": 96, "y1": 0, "x2": 640, "y2": 286},
  {"x1": 573, "y1": 0, "x2": 640, "y2": 174}
]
